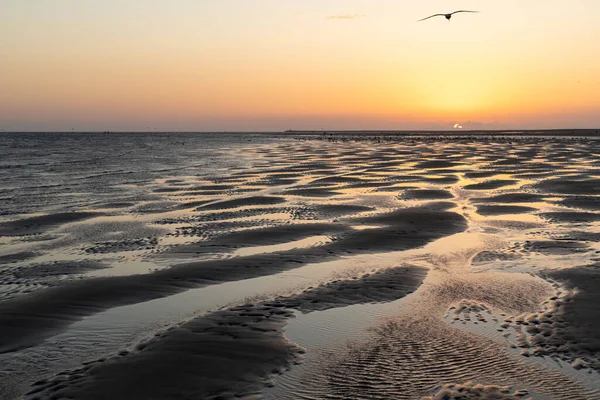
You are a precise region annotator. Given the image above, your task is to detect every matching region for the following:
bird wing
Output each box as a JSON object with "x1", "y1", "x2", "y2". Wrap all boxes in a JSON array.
[
  {"x1": 417, "y1": 13, "x2": 445, "y2": 22},
  {"x1": 450, "y1": 10, "x2": 479, "y2": 15}
]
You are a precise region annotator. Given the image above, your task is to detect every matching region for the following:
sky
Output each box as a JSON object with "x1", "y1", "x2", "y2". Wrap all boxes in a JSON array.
[{"x1": 1, "y1": 1, "x2": 600, "y2": 131}]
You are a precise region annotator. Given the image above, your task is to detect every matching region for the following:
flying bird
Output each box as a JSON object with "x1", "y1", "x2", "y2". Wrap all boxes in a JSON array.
[{"x1": 418, "y1": 10, "x2": 478, "y2": 22}]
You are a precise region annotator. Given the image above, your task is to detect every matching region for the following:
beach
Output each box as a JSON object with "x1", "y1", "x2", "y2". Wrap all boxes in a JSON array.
[{"x1": 1, "y1": 132, "x2": 600, "y2": 399}]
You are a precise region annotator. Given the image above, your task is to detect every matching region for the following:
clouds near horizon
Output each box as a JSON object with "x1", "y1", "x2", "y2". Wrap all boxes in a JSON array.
[{"x1": 326, "y1": 14, "x2": 365, "y2": 20}]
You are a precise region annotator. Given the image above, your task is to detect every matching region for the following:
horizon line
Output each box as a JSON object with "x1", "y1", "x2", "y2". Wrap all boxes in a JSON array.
[{"x1": 1, "y1": 128, "x2": 600, "y2": 135}]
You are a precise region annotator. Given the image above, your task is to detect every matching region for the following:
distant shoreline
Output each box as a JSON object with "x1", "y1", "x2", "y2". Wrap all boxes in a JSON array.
[
  {"x1": 284, "y1": 129, "x2": 600, "y2": 137},
  {"x1": 1, "y1": 129, "x2": 599, "y2": 137}
]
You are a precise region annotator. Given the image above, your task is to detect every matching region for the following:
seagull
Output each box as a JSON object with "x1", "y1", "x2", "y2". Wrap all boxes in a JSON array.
[{"x1": 418, "y1": 10, "x2": 479, "y2": 22}]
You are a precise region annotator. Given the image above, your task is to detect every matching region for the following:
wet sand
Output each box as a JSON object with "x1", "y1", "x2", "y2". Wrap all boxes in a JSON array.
[
  {"x1": 1, "y1": 132, "x2": 599, "y2": 399},
  {"x1": 28, "y1": 266, "x2": 426, "y2": 399}
]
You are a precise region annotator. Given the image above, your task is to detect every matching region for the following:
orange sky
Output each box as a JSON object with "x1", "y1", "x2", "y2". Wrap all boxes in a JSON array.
[{"x1": 1, "y1": 1, "x2": 599, "y2": 131}]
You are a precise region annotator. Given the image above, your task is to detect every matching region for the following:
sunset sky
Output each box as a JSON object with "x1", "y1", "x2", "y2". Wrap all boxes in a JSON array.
[{"x1": 1, "y1": 1, "x2": 599, "y2": 131}]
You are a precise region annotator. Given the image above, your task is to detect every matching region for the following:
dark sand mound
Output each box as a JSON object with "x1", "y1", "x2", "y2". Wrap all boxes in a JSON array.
[
  {"x1": 366, "y1": 161, "x2": 402, "y2": 170},
  {"x1": 554, "y1": 231, "x2": 600, "y2": 242},
  {"x1": 175, "y1": 200, "x2": 214, "y2": 210},
  {"x1": 7, "y1": 260, "x2": 108, "y2": 279},
  {"x1": 422, "y1": 176, "x2": 460, "y2": 185},
  {"x1": 152, "y1": 187, "x2": 183, "y2": 193},
  {"x1": 0, "y1": 251, "x2": 38, "y2": 264},
  {"x1": 166, "y1": 223, "x2": 350, "y2": 255},
  {"x1": 198, "y1": 196, "x2": 286, "y2": 210},
  {"x1": 424, "y1": 382, "x2": 530, "y2": 400},
  {"x1": 172, "y1": 220, "x2": 288, "y2": 238},
  {"x1": 523, "y1": 240, "x2": 590, "y2": 255},
  {"x1": 471, "y1": 251, "x2": 521, "y2": 265},
  {"x1": 338, "y1": 202, "x2": 466, "y2": 252},
  {"x1": 132, "y1": 201, "x2": 178, "y2": 214},
  {"x1": 464, "y1": 171, "x2": 500, "y2": 179},
  {"x1": 187, "y1": 184, "x2": 236, "y2": 191},
  {"x1": 273, "y1": 163, "x2": 334, "y2": 173},
  {"x1": 181, "y1": 189, "x2": 245, "y2": 197},
  {"x1": 257, "y1": 177, "x2": 300, "y2": 185},
  {"x1": 182, "y1": 190, "x2": 238, "y2": 197},
  {"x1": 513, "y1": 149, "x2": 539, "y2": 159},
  {"x1": 401, "y1": 189, "x2": 454, "y2": 200},
  {"x1": 358, "y1": 201, "x2": 457, "y2": 219},
  {"x1": 545, "y1": 264, "x2": 600, "y2": 369},
  {"x1": 266, "y1": 173, "x2": 304, "y2": 179},
  {"x1": 484, "y1": 220, "x2": 545, "y2": 230},
  {"x1": 313, "y1": 204, "x2": 374, "y2": 218},
  {"x1": 493, "y1": 158, "x2": 522, "y2": 166},
  {"x1": 0, "y1": 212, "x2": 103, "y2": 237},
  {"x1": 231, "y1": 188, "x2": 269, "y2": 195},
  {"x1": 515, "y1": 172, "x2": 557, "y2": 180},
  {"x1": 28, "y1": 306, "x2": 301, "y2": 400},
  {"x1": 291, "y1": 266, "x2": 427, "y2": 312},
  {"x1": 464, "y1": 180, "x2": 518, "y2": 190},
  {"x1": 85, "y1": 237, "x2": 159, "y2": 254},
  {"x1": 476, "y1": 205, "x2": 537, "y2": 216},
  {"x1": 0, "y1": 204, "x2": 466, "y2": 353},
  {"x1": 540, "y1": 212, "x2": 600, "y2": 223},
  {"x1": 472, "y1": 193, "x2": 546, "y2": 204},
  {"x1": 285, "y1": 188, "x2": 341, "y2": 197},
  {"x1": 51, "y1": 220, "x2": 167, "y2": 251},
  {"x1": 511, "y1": 165, "x2": 555, "y2": 174},
  {"x1": 189, "y1": 207, "x2": 285, "y2": 223},
  {"x1": 385, "y1": 175, "x2": 429, "y2": 183},
  {"x1": 28, "y1": 266, "x2": 426, "y2": 400},
  {"x1": 96, "y1": 202, "x2": 136, "y2": 209},
  {"x1": 557, "y1": 196, "x2": 600, "y2": 211},
  {"x1": 339, "y1": 181, "x2": 397, "y2": 189},
  {"x1": 535, "y1": 178, "x2": 600, "y2": 195},
  {"x1": 0, "y1": 260, "x2": 110, "y2": 301},
  {"x1": 417, "y1": 160, "x2": 461, "y2": 169},
  {"x1": 309, "y1": 176, "x2": 364, "y2": 185}
]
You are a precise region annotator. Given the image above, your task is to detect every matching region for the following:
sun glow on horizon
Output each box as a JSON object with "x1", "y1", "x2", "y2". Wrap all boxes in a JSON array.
[{"x1": 1, "y1": 0, "x2": 600, "y2": 131}]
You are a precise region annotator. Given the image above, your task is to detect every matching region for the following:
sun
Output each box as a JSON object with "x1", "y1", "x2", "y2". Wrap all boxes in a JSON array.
[{"x1": 453, "y1": 123, "x2": 463, "y2": 129}]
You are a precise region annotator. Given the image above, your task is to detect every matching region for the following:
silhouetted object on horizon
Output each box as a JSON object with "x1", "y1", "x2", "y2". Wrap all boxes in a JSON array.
[{"x1": 418, "y1": 10, "x2": 479, "y2": 22}]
